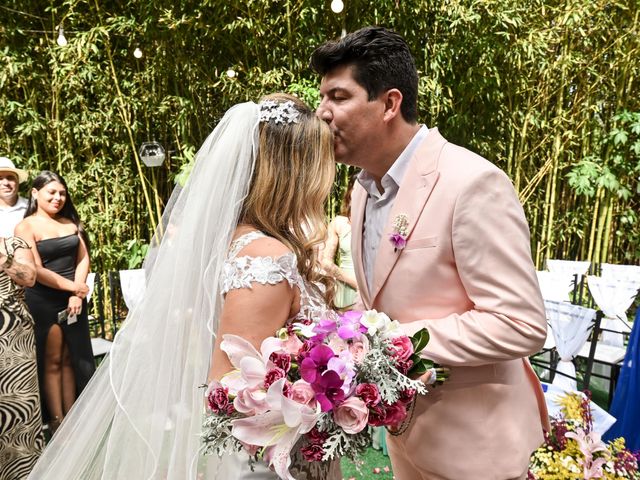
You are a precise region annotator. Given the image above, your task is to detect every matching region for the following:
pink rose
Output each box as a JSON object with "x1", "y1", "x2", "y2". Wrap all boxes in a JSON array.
[
  {"x1": 348, "y1": 338, "x2": 370, "y2": 364},
  {"x1": 390, "y1": 336, "x2": 414, "y2": 362},
  {"x1": 290, "y1": 380, "x2": 317, "y2": 408},
  {"x1": 383, "y1": 401, "x2": 408, "y2": 428},
  {"x1": 234, "y1": 385, "x2": 268, "y2": 415},
  {"x1": 333, "y1": 396, "x2": 369, "y2": 434},
  {"x1": 355, "y1": 383, "x2": 381, "y2": 407},
  {"x1": 264, "y1": 367, "x2": 286, "y2": 388}
]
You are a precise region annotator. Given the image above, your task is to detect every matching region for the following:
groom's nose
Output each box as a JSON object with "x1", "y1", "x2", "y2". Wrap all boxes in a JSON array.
[{"x1": 316, "y1": 101, "x2": 332, "y2": 123}]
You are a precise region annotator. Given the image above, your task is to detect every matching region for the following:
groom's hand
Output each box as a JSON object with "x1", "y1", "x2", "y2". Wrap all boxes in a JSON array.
[{"x1": 418, "y1": 369, "x2": 434, "y2": 386}]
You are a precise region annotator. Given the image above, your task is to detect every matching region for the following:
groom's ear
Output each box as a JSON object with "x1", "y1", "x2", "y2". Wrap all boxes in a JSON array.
[{"x1": 382, "y1": 89, "x2": 403, "y2": 123}]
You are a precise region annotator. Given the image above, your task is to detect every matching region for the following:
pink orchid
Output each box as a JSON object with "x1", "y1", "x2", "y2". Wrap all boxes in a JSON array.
[{"x1": 231, "y1": 379, "x2": 320, "y2": 480}]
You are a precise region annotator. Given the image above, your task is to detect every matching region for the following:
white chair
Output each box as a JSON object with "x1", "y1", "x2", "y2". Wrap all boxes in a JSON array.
[{"x1": 544, "y1": 300, "x2": 597, "y2": 391}]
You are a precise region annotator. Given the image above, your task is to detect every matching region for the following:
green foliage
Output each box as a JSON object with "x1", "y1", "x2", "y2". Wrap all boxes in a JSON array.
[{"x1": 124, "y1": 238, "x2": 148, "y2": 269}]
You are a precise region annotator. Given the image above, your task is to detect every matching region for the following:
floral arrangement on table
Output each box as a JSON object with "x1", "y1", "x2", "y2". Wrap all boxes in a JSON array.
[
  {"x1": 528, "y1": 392, "x2": 640, "y2": 480},
  {"x1": 202, "y1": 309, "x2": 448, "y2": 480}
]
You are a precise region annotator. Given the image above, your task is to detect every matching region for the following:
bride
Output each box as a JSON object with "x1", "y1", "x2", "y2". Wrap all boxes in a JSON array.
[{"x1": 29, "y1": 93, "x2": 341, "y2": 479}]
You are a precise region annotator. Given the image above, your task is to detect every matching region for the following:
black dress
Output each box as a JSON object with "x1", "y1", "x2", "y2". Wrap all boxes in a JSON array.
[{"x1": 25, "y1": 234, "x2": 95, "y2": 422}]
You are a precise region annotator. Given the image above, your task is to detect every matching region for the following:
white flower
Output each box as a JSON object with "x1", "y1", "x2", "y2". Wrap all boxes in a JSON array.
[
  {"x1": 360, "y1": 310, "x2": 391, "y2": 336},
  {"x1": 380, "y1": 319, "x2": 403, "y2": 339}
]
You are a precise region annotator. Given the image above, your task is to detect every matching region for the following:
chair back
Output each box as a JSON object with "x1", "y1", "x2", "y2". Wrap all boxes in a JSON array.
[{"x1": 544, "y1": 300, "x2": 597, "y2": 391}]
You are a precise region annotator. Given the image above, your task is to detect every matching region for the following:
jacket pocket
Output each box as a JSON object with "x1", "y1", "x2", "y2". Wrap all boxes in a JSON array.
[{"x1": 404, "y1": 236, "x2": 438, "y2": 250}]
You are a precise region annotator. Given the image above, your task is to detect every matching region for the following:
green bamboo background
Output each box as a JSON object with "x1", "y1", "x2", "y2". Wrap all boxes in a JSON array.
[{"x1": 2, "y1": 0, "x2": 639, "y2": 282}]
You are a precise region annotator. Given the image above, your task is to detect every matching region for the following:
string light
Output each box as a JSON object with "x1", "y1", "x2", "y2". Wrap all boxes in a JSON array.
[
  {"x1": 226, "y1": 69, "x2": 236, "y2": 78},
  {"x1": 56, "y1": 27, "x2": 67, "y2": 46},
  {"x1": 133, "y1": 47, "x2": 143, "y2": 58},
  {"x1": 330, "y1": 0, "x2": 344, "y2": 13}
]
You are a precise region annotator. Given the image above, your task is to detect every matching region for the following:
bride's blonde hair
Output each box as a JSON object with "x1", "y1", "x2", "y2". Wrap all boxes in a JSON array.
[{"x1": 241, "y1": 93, "x2": 335, "y2": 301}]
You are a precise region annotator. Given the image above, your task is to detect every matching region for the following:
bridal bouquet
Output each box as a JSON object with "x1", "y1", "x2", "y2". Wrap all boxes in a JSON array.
[{"x1": 202, "y1": 309, "x2": 448, "y2": 479}]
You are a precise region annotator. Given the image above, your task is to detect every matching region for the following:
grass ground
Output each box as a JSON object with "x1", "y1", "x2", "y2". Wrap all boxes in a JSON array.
[{"x1": 341, "y1": 447, "x2": 395, "y2": 480}]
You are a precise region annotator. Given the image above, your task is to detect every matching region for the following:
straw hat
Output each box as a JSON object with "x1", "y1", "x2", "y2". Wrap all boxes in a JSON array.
[{"x1": 0, "y1": 157, "x2": 28, "y2": 183}]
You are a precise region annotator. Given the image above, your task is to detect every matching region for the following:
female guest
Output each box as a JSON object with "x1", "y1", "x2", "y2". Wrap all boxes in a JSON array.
[
  {"x1": 321, "y1": 175, "x2": 358, "y2": 309},
  {"x1": 0, "y1": 234, "x2": 44, "y2": 479},
  {"x1": 15, "y1": 171, "x2": 94, "y2": 434}
]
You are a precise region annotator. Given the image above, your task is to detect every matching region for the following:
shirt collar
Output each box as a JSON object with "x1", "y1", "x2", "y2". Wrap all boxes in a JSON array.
[
  {"x1": 0, "y1": 196, "x2": 27, "y2": 212},
  {"x1": 357, "y1": 125, "x2": 429, "y2": 200}
]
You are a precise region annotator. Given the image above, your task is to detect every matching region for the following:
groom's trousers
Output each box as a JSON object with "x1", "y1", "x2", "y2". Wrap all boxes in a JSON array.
[{"x1": 387, "y1": 434, "x2": 528, "y2": 480}]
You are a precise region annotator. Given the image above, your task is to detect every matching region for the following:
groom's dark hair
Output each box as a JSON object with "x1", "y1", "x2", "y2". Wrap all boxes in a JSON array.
[{"x1": 310, "y1": 26, "x2": 419, "y2": 123}]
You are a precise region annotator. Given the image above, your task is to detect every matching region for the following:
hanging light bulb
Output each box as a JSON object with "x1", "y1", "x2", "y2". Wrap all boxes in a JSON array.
[
  {"x1": 56, "y1": 27, "x2": 68, "y2": 46},
  {"x1": 133, "y1": 47, "x2": 143, "y2": 58},
  {"x1": 226, "y1": 69, "x2": 237, "y2": 78},
  {"x1": 330, "y1": 0, "x2": 344, "y2": 13}
]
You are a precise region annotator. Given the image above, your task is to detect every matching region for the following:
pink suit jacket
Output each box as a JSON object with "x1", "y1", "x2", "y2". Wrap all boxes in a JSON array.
[{"x1": 351, "y1": 129, "x2": 549, "y2": 479}]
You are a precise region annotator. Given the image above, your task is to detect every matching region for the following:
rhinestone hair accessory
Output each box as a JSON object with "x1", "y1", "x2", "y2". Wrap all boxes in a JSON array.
[{"x1": 259, "y1": 100, "x2": 301, "y2": 124}]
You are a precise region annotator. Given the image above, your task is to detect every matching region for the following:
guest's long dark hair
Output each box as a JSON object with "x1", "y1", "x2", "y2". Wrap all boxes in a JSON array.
[{"x1": 25, "y1": 170, "x2": 90, "y2": 252}]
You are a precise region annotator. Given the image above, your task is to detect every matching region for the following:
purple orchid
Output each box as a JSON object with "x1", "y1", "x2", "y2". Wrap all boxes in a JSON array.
[
  {"x1": 327, "y1": 351, "x2": 356, "y2": 393},
  {"x1": 389, "y1": 232, "x2": 407, "y2": 250},
  {"x1": 337, "y1": 311, "x2": 366, "y2": 340},
  {"x1": 311, "y1": 318, "x2": 338, "y2": 341},
  {"x1": 299, "y1": 345, "x2": 335, "y2": 383},
  {"x1": 311, "y1": 370, "x2": 345, "y2": 412}
]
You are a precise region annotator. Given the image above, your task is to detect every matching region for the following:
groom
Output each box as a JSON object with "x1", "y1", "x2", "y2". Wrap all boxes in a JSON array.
[{"x1": 312, "y1": 27, "x2": 549, "y2": 480}]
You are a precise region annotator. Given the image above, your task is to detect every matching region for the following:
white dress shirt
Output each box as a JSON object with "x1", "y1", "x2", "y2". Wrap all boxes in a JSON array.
[
  {"x1": 358, "y1": 126, "x2": 429, "y2": 290},
  {"x1": 0, "y1": 196, "x2": 27, "y2": 238}
]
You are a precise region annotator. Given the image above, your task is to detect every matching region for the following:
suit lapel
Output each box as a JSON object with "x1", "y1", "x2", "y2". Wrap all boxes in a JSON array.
[
  {"x1": 350, "y1": 184, "x2": 371, "y2": 307},
  {"x1": 370, "y1": 128, "x2": 448, "y2": 303}
]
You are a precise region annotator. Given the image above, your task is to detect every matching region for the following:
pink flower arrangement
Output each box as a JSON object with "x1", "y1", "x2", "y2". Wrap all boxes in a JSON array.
[{"x1": 202, "y1": 309, "x2": 449, "y2": 480}]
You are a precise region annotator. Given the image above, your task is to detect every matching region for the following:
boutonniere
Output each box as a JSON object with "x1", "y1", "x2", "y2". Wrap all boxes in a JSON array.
[{"x1": 389, "y1": 213, "x2": 409, "y2": 252}]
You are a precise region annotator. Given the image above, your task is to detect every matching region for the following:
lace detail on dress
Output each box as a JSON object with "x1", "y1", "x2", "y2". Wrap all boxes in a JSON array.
[
  {"x1": 221, "y1": 231, "x2": 334, "y2": 324},
  {"x1": 221, "y1": 254, "x2": 299, "y2": 294}
]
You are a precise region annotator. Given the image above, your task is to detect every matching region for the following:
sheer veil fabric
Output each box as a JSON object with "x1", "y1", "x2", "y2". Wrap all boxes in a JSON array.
[{"x1": 29, "y1": 102, "x2": 261, "y2": 479}]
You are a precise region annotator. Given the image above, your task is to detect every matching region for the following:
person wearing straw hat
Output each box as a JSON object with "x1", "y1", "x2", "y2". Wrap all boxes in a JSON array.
[{"x1": 0, "y1": 157, "x2": 29, "y2": 238}]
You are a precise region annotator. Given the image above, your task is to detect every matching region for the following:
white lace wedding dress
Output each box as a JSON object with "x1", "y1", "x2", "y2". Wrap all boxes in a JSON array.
[{"x1": 214, "y1": 230, "x2": 342, "y2": 480}]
